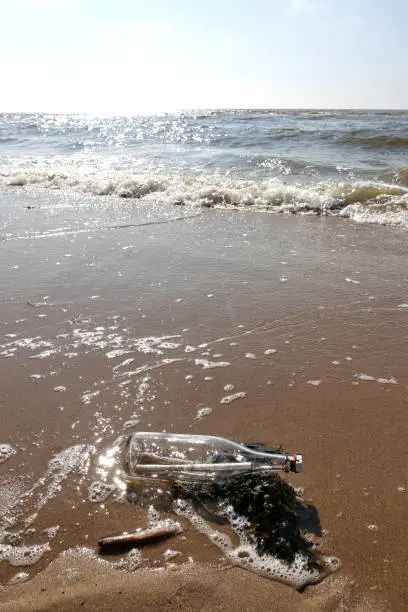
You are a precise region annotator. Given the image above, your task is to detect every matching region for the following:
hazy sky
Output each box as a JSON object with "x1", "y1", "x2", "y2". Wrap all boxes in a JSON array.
[{"x1": 1, "y1": 0, "x2": 407, "y2": 112}]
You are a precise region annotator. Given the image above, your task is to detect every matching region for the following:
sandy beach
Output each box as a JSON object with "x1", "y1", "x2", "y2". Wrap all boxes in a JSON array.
[{"x1": 1, "y1": 194, "x2": 408, "y2": 610}]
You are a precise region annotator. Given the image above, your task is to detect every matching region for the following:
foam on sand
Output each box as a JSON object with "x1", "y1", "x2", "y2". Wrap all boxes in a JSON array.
[
  {"x1": 0, "y1": 444, "x2": 15, "y2": 464},
  {"x1": 174, "y1": 500, "x2": 340, "y2": 590},
  {"x1": 0, "y1": 543, "x2": 51, "y2": 567}
]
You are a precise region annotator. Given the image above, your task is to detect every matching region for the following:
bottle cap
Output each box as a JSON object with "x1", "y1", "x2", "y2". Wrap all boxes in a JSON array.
[{"x1": 290, "y1": 453, "x2": 303, "y2": 473}]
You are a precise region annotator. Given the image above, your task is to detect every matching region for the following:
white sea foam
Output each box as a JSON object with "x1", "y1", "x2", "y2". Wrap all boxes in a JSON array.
[
  {"x1": 23, "y1": 445, "x2": 97, "y2": 524},
  {"x1": 122, "y1": 548, "x2": 142, "y2": 571},
  {"x1": 163, "y1": 549, "x2": 182, "y2": 562},
  {"x1": 81, "y1": 390, "x2": 101, "y2": 405},
  {"x1": 356, "y1": 373, "x2": 397, "y2": 384},
  {"x1": 2, "y1": 156, "x2": 408, "y2": 228},
  {"x1": 0, "y1": 543, "x2": 51, "y2": 567},
  {"x1": 194, "y1": 407, "x2": 212, "y2": 420},
  {"x1": 220, "y1": 392, "x2": 247, "y2": 404},
  {"x1": 43, "y1": 526, "x2": 60, "y2": 540},
  {"x1": 174, "y1": 499, "x2": 333, "y2": 590},
  {"x1": 184, "y1": 345, "x2": 196, "y2": 352},
  {"x1": 0, "y1": 328, "x2": 185, "y2": 406},
  {"x1": 194, "y1": 358, "x2": 230, "y2": 369},
  {"x1": 0, "y1": 444, "x2": 15, "y2": 464},
  {"x1": 29, "y1": 349, "x2": 58, "y2": 359},
  {"x1": 8, "y1": 571, "x2": 30, "y2": 584},
  {"x1": 87, "y1": 481, "x2": 116, "y2": 503}
]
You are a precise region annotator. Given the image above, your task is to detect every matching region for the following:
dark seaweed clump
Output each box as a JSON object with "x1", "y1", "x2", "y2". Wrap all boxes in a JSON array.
[{"x1": 174, "y1": 472, "x2": 322, "y2": 568}]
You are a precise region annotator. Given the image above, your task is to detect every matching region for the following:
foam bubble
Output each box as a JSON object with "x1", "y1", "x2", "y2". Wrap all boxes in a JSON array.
[
  {"x1": 195, "y1": 359, "x2": 230, "y2": 369},
  {"x1": 0, "y1": 543, "x2": 50, "y2": 567},
  {"x1": 8, "y1": 571, "x2": 30, "y2": 584},
  {"x1": 123, "y1": 548, "x2": 142, "y2": 571},
  {"x1": 113, "y1": 358, "x2": 135, "y2": 371},
  {"x1": 50, "y1": 546, "x2": 114, "y2": 581},
  {"x1": 159, "y1": 341, "x2": 182, "y2": 350},
  {"x1": 81, "y1": 390, "x2": 101, "y2": 405},
  {"x1": 0, "y1": 444, "x2": 15, "y2": 464},
  {"x1": 146, "y1": 506, "x2": 182, "y2": 535},
  {"x1": 123, "y1": 418, "x2": 141, "y2": 430},
  {"x1": 43, "y1": 526, "x2": 60, "y2": 540},
  {"x1": 194, "y1": 407, "x2": 212, "y2": 420},
  {"x1": 220, "y1": 392, "x2": 247, "y2": 404},
  {"x1": 163, "y1": 549, "x2": 182, "y2": 562},
  {"x1": 357, "y1": 373, "x2": 376, "y2": 382},
  {"x1": 29, "y1": 347, "x2": 58, "y2": 359},
  {"x1": 47, "y1": 445, "x2": 95, "y2": 474},
  {"x1": 87, "y1": 481, "x2": 116, "y2": 503},
  {"x1": 345, "y1": 277, "x2": 360, "y2": 284},
  {"x1": 356, "y1": 373, "x2": 397, "y2": 384}
]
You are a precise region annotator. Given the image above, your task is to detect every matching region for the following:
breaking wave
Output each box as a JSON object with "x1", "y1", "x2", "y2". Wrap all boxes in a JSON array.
[{"x1": 1, "y1": 165, "x2": 408, "y2": 228}]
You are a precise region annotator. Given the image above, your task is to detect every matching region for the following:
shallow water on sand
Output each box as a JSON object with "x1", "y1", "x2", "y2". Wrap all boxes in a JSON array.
[{"x1": 1, "y1": 191, "x2": 408, "y2": 608}]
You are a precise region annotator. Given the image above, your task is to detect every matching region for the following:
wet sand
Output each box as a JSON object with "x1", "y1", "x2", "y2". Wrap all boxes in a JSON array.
[{"x1": 1, "y1": 197, "x2": 408, "y2": 609}]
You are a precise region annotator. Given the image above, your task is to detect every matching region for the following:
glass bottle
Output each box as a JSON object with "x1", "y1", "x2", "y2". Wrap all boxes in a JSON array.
[{"x1": 122, "y1": 432, "x2": 302, "y2": 484}]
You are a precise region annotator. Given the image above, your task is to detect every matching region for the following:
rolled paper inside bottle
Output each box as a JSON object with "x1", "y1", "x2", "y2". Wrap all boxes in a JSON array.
[{"x1": 122, "y1": 460, "x2": 287, "y2": 476}]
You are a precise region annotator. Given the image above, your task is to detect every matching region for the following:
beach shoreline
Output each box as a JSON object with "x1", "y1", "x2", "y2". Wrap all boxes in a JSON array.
[{"x1": 1, "y1": 200, "x2": 408, "y2": 609}]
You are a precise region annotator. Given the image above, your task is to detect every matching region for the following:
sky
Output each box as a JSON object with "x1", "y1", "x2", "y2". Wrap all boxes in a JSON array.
[{"x1": 0, "y1": 0, "x2": 407, "y2": 113}]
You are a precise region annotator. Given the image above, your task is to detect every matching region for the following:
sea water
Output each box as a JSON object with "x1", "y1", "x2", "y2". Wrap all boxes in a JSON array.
[{"x1": 1, "y1": 109, "x2": 408, "y2": 230}]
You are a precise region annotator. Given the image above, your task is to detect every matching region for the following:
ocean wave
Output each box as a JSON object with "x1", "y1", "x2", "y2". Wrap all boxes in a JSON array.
[
  {"x1": 340, "y1": 132, "x2": 408, "y2": 148},
  {"x1": 3, "y1": 171, "x2": 167, "y2": 199},
  {"x1": 301, "y1": 111, "x2": 343, "y2": 119},
  {"x1": 378, "y1": 167, "x2": 408, "y2": 187},
  {"x1": 1, "y1": 165, "x2": 408, "y2": 228},
  {"x1": 2, "y1": 112, "x2": 408, "y2": 158}
]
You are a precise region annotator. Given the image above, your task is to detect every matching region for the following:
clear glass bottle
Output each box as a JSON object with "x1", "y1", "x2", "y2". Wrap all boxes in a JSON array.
[{"x1": 122, "y1": 432, "x2": 302, "y2": 484}]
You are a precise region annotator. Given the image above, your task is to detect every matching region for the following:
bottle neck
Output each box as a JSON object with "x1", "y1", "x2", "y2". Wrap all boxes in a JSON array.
[{"x1": 234, "y1": 441, "x2": 290, "y2": 465}]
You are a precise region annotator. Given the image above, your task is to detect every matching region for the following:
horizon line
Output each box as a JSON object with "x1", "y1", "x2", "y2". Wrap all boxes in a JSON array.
[{"x1": 1, "y1": 106, "x2": 407, "y2": 116}]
